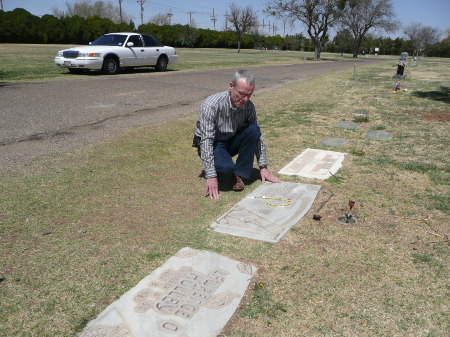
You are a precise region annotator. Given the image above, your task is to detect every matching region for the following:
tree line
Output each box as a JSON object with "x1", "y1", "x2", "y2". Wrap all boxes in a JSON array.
[{"x1": 0, "y1": 7, "x2": 448, "y2": 58}]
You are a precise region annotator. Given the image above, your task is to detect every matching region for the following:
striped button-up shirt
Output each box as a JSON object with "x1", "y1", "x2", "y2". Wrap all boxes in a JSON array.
[{"x1": 195, "y1": 90, "x2": 267, "y2": 178}]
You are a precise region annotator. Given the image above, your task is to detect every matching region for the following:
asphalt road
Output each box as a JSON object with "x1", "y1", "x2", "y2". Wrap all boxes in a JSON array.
[{"x1": 0, "y1": 58, "x2": 385, "y2": 169}]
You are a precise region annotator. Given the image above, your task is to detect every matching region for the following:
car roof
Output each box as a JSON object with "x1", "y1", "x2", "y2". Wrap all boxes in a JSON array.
[
  {"x1": 105, "y1": 32, "x2": 137, "y2": 35},
  {"x1": 101, "y1": 32, "x2": 163, "y2": 45}
]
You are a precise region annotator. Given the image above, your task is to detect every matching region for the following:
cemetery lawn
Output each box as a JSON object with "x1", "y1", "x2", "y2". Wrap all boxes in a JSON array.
[
  {"x1": 0, "y1": 44, "x2": 344, "y2": 83},
  {"x1": 1, "y1": 56, "x2": 449, "y2": 336}
]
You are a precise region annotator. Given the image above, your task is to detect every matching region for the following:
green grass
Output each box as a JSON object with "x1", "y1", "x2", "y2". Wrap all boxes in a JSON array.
[
  {"x1": 0, "y1": 48, "x2": 449, "y2": 336},
  {"x1": 0, "y1": 44, "x2": 361, "y2": 83},
  {"x1": 353, "y1": 115, "x2": 370, "y2": 123},
  {"x1": 240, "y1": 282, "x2": 286, "y2": 319}
]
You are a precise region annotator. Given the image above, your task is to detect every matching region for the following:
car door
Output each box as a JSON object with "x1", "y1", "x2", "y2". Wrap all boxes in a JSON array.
[
  {"x1": 142, "y1": 35, "x2": 162, "y2": 66},
  {"x1": 122, "y1": 35, "x2": 146, "y2": 66}
]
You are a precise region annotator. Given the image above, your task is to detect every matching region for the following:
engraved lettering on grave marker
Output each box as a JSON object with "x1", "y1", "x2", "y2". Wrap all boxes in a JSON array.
[
  {"x1": 159, "y1": 319, "x2": 181, "y2": 333},
  {"x1": 133, "y1": 266, "x2": 240, "y2": 331},
  {"x1": 79, "y1": 323, "x2": 133, "y2": 337},
  {"x1": 237, "y1": 262, "x2": 254, "y2": 275},
  {"x1": 174, "y1": 248, "x2": 199, "y2": 258}
]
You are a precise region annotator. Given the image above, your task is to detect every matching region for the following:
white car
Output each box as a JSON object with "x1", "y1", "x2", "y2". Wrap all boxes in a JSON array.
[{"x1": 54, "y1": 32, "x2": 178, "y2": 75}]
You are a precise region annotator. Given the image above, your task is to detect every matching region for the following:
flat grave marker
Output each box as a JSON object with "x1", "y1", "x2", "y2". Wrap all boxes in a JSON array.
[
  {"x1": 352, "y1": 109, "x2": 369, "y2": 116},
  {"x1": 278, "y1": 148, "x2": 346, "y2": 179},
  {"x1": 365, "y1": 130, "x2": 393, "y2": 140},
  {"x1": 210, "y1": 182, "x2": 320, "y2": 242},
  {"x1": 336, "y1": 121, "x2": 360, "y2": 130},
  {"x1": 320, "y1": 137, "x2": 350, "y2": 147},
  {"x1": 78, "y1": 247, "x2": 256, "y2": 337}
]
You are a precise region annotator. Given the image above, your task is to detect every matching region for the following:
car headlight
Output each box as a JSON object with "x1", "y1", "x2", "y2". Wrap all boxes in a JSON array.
[
  {"x1": 57, "y1": 51, "x2": 63, "y2": 57},
  {"x1": 78, "y1": 52, "x2": 101, "y2": 58}
]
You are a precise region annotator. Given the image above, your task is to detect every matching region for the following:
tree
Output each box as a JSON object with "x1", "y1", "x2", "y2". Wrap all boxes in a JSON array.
[
  {"x1": 39, "y1": 14, "x2": 66, "y2": 43},
  {"x1": 150, "y1": 13, "x2": 170, "y2": 26},
  {"x1": 266, "y1": 0, "x2": 348, "y2": 60},
  {"x1": 339, "y1": 0, "x2": 397, "y2": 58},
  {"x1": 285, "y1": 33, "x2": 308, "y2": 51},
  {"x1": 333, "y1": 28, "x2": 353, "y2": 55},
  {"x1": 0, "y1": 8, "x2": 40, "y2": 43},
  {"x1": 63, "y1": 15, "x2": 88, "y2": 43},
  {"x1": 63, "y1": 0, "x2": 130, "y2": 24},
  {"x1": 266, "y1": 35, "x2": 286, "y2": 50},
  {"x1": 179, "y1": 25, "x2": 199, "y2": 47},
  {"x1": 228, "y1": 3, "x2": 258, "y2": 53},
  {"x1": 403, "y1": 22, "x2": 442, "y2": 57},
  {"x1": 85, "y1": 15, "x2": 116, "y2": 41}
]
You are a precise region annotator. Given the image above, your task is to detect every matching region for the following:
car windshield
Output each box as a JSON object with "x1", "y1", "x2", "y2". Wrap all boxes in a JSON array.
[{"x1": 90, "y1": 34, "x2": 127, "y2": 46}]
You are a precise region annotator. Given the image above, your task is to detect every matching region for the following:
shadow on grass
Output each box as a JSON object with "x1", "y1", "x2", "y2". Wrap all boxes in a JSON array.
[
  {"x1": 59, "y1": 68, "x2": 178, "y2": 77},
  {"x1": 412, "y1": 85, "x2": 450, "y2": 104},
  {"x1": 197, "y1": 168, "x2": 262, "y2": 193}
]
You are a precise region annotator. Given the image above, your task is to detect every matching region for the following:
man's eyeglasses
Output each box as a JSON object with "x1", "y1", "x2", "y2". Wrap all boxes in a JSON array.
[{"x1": 232, "y1": 84, "x2": 253, "y2": 98}]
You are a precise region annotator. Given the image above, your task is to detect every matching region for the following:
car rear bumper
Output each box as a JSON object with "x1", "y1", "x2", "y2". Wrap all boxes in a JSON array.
[
  {"x1": 54, "y1": 57, "x2": 103, "y2": 70},
  {"x1": 168, "y1": 55, "x2": 178, "y2": 64}
]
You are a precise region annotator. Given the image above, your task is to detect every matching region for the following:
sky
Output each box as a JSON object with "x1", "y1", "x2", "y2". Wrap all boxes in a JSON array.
[{"x1": 3, "y1": 0, "x2": 450, "y2": 39}]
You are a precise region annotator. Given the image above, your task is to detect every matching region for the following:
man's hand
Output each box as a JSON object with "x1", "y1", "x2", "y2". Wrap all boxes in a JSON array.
[
  {"x1": 260, "y1": 167, "x2": 281, "y2": 184},
  {"x1": 205, "y1": 177, "x2": 220, "y2": 199}
]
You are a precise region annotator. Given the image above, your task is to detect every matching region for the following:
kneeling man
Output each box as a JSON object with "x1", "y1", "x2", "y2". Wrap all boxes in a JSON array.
[{"x1": 193, "y1": 70, "x2": 280, "y2": 200}]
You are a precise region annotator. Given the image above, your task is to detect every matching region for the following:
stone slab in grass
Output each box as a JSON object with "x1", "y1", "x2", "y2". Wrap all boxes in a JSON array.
[
  {"x1": 336, "y1": 121, "x2": 360, "y2": 129},
  {"x1": 210, "y1": 182, "x2": 320, "y2": 243},
  {"x1": 365, "y1": 130, "x2": 393, "y2": 140},
  {"x1": 320, "y1": 137, "x2": 350, "y2": 147},
  {"x1": 278, "y1": 148, "x2": 346, "y2": 180},
  {"x1": 77, "y1": 247, "x2": 256, "y2": 337},
  {"x1": 353, "y1": 109, "x2": 369, "y2": 115}
]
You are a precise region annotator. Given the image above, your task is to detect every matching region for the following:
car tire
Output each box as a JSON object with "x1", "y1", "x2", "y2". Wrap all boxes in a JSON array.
[
  {"x1": 102, "y1": 56, "x2": 119, "y2": 75},
  {"x1": 155, "y1": 56, "x2": 168, "y2": 72}
]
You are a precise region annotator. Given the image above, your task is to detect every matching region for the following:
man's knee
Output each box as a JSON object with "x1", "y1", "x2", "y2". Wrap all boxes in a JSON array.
[
  {"x1": 245, "y1": 123, "x2": 261, "y2": 138},
  {"x1": 215, "y1": 162, "x2": 234, "y2": 176}
]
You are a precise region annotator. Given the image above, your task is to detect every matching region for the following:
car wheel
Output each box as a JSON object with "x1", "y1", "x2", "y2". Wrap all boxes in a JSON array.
[
  {"x1": 102, "y1": 57, "x2": 119, "y2": 75},
  {"x1": 155, "y1": 56, "x2": 167, "y2": 72},
  {"x1": 68, "y1": 68, "x2": 84, "y2": 74}
]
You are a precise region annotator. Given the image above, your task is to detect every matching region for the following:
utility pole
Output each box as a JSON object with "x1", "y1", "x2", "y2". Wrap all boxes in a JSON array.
[
  {"x1": 0, "y1": 0, "x2": 4, "y2": 11},
  {"x1": 224, "y1": 12, "x2": 229, "y2": 30},
  {"x1": 210, "y1": 8, "x2": 217, "y2": 31},
  {"x1": 167, "y1": 9, "x2": 173, "y2": 25},
  {"x1": 187, "y1": 11, "x2": 195, "y2": 26},
  {"x1": 118, "y1": 0, "x2": 123, "y2": 23},
  {"x1": 137, "y1": 0, "x2": 146, "y2": 26}
]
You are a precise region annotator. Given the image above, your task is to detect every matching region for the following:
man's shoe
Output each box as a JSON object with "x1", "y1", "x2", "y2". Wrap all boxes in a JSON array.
[{"x1": 232, "y1": 175, "x2": 245, "y2": 191}]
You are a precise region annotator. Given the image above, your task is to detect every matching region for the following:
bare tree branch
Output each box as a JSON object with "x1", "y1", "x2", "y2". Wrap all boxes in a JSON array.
[
  {"x1": 228, "y1": 3, "x2": 258, "y2": 53},
  {"x1": 404, "y1": 22, "x2": 442, "y2": 57},
  {"x1": 339, "y1": 0, "x2": 398, "y2": 57},
  {"x1": 266, "y1": 0, "x2": 346, "y2": 60}
]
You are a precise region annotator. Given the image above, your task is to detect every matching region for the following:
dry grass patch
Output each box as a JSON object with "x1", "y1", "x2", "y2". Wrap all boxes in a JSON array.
[
  {"x1": 221, "y1": 60, "x2": 449, "y2": 336},
  {"x1": 1, "y1": 59, "x2": 449, "y2": 336}
]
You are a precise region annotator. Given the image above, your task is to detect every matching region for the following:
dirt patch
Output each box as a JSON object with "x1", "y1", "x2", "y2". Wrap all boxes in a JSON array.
[{"x1": 401, "y1": 110, "x2": 450, "y2": 122}]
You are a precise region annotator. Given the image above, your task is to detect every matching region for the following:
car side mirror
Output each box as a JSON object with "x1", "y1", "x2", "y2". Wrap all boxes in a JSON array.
[
  {"x1": 126, "y1": 42, "x2": 134, "y2": 47},
  {"x1": 89, "y1": 42, "x2": 92, "y2": 45}
]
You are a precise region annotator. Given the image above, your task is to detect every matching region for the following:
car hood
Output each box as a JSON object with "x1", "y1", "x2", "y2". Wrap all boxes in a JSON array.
[{"x1": 60, "y1": 45, "x2": 126, "y2": 52}]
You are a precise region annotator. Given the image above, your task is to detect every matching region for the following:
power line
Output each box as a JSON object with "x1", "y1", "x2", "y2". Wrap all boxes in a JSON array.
[{"x1": 150, "y1": 1, "x2": 213, "y2": 16}]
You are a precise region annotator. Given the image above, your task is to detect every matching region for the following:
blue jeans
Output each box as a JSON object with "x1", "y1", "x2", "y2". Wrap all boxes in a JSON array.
[{"x1": 213, "y1": 123, "x2": 261, "y2": 179}]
